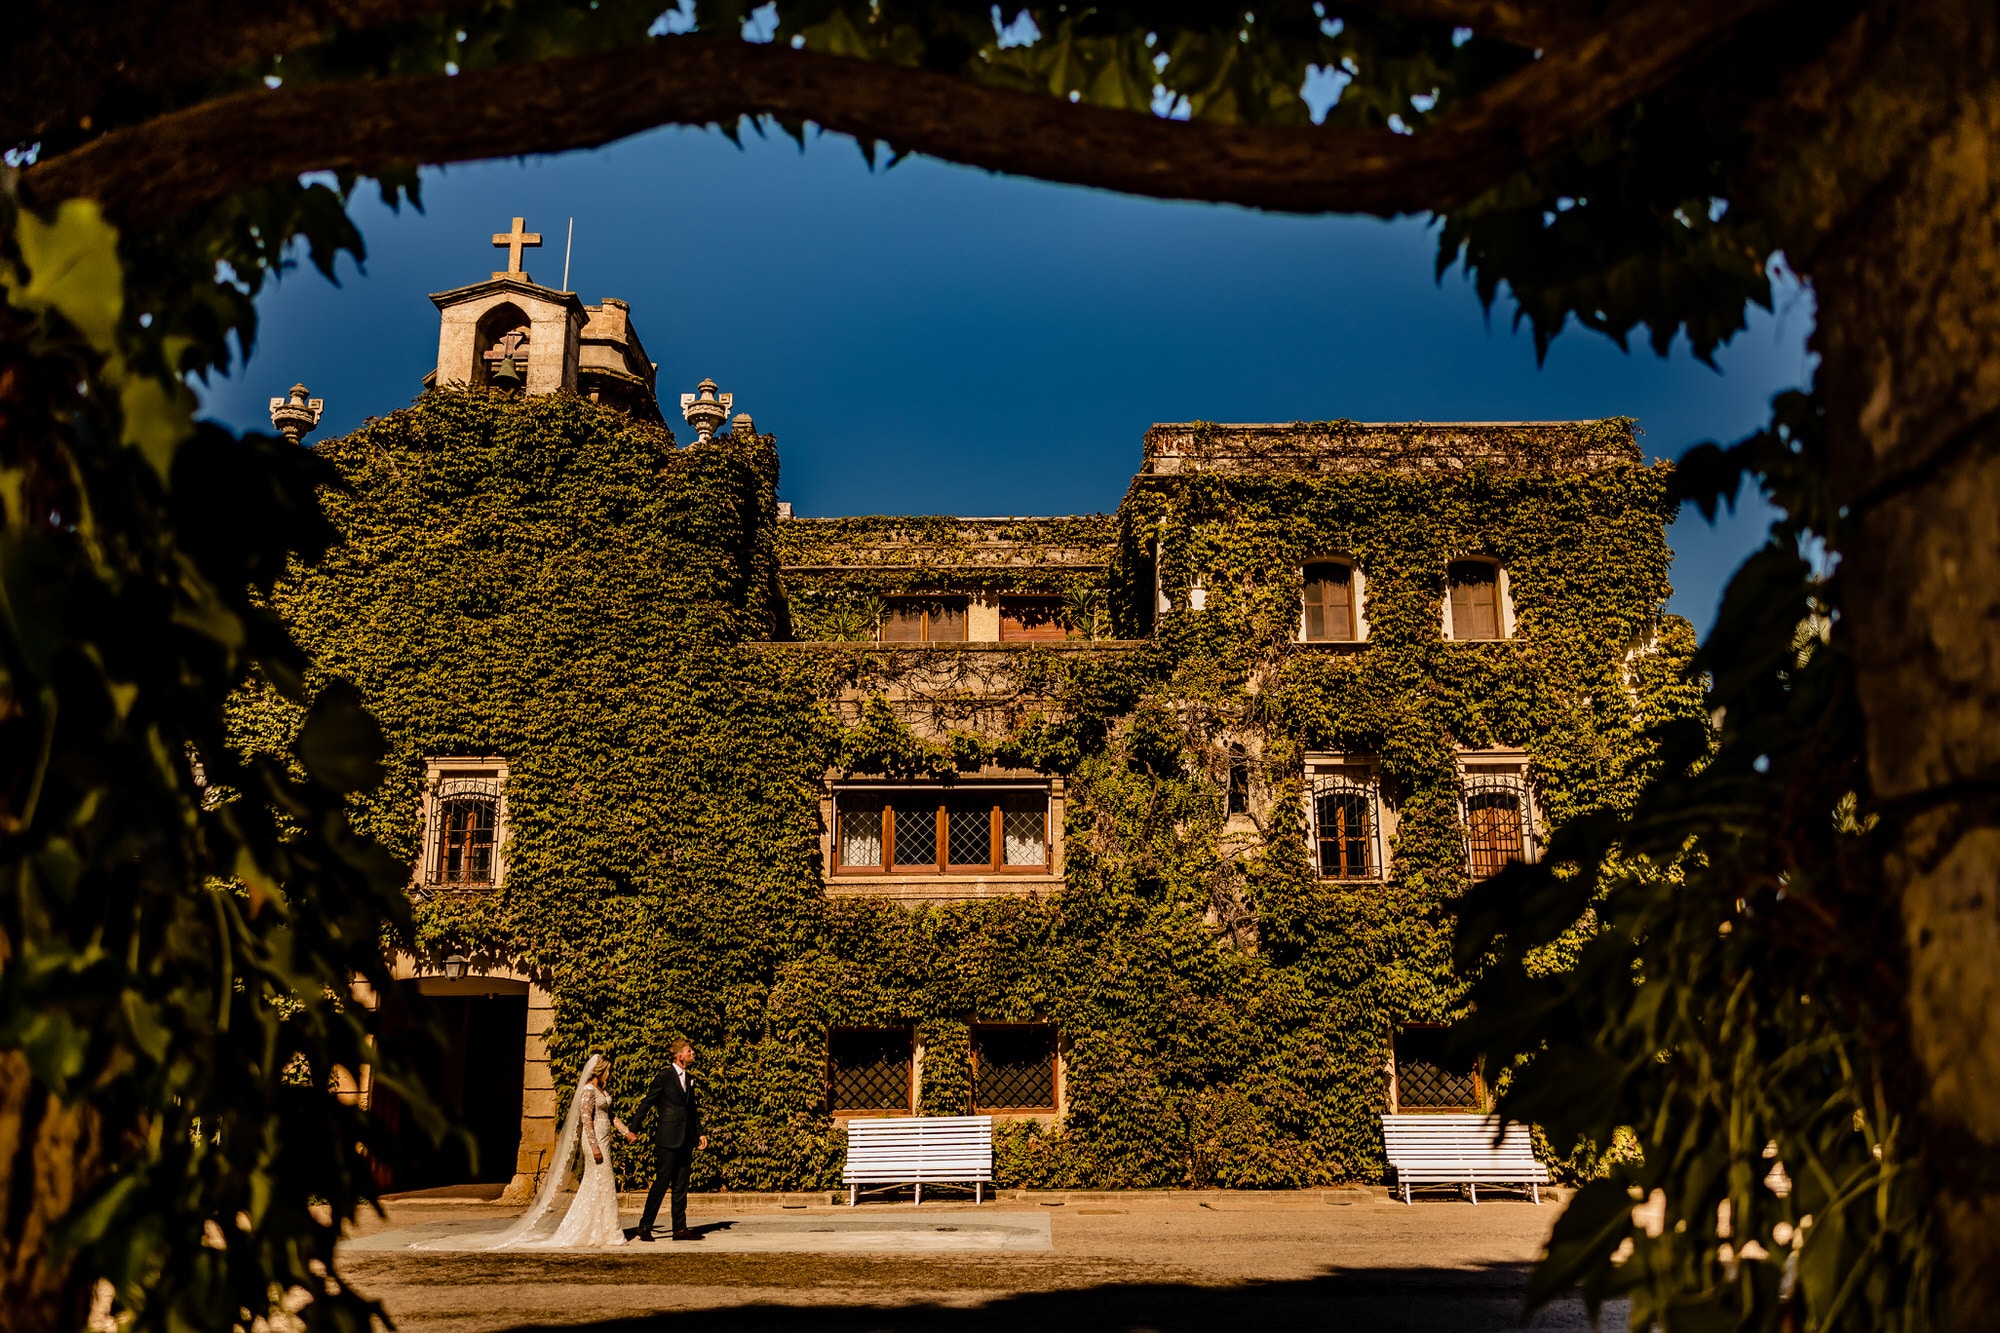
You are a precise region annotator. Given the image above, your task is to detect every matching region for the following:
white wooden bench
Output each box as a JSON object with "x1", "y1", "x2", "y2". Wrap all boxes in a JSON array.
[
  {"x1": 842, "y1": 1115, "x2": 994, "y2": 1205},
  {"x1": 1381, "y1": 1113, "x2": 1549, "y2": 1205}
]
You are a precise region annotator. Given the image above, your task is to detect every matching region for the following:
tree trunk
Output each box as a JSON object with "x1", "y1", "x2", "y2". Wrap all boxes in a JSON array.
[
  {"x1": 0, "y1": 1050, "x2": 104, "y2": 1332},
  {"x1": 1761, "y1": 1, "x2": 2000, "y2": 1321}
]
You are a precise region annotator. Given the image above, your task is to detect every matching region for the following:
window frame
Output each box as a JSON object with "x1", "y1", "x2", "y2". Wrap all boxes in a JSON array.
[
  {"x1": 826, "y1": 1026, "x2": 916, "y2": 1116},
  {"x1": 831, "y1": 783, "x2": 1053, "y2": 876},
  {"x1": 1299, "y1": 558, "x2": 1368, "y2": 644},
  {"x1": 1304, "y1": 756, "x2": 1387, "y2": 881},
  {"x1": 970, "y1": 1023, "x2": 1061, "y2": 1115},
  {"x1": 1442, "y1": 556, "x2": 1515, "y2": 642},
  {"x1": 1391, "y1": 1023, "x2": 1488, "y2": 1113},
  {"x1": 1457, "y1": 753, "x2": 1539, "y2": 881},
  {"x1": 1225, "y1": 745, "x2": 1252, "y2": 818},
  {"x1": 878, "y1": 596, "x2": 970, "y2": 643},
  {"x1": 418, "y1": 757, "x2": 510, "y2": 891},
  {"x1": 998, "y1": 595, "x2": 1067, "y2": 642}
]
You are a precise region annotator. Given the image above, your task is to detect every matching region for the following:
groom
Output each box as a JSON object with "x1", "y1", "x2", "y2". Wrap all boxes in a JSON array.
[{"x1": 630, "y1": 1036, "x2": 707, "y2": 1242}]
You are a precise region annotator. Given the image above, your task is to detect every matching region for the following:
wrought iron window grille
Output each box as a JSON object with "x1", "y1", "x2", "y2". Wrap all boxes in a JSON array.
[
  {"x1": 1308, "y1": 768, "x2": 1382, "y2": 880},
  {"x1": 1460, "y1": 765, "x2": 1536, "y2": 881},
  {"x1": 425, "y1": 775, "x2": 503, "y2": 889}
]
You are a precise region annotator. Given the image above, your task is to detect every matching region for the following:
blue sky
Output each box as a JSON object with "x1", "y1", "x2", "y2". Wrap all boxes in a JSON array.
[{"x1": 199, "y1": 125, "x2": 1815, "y2": 636}]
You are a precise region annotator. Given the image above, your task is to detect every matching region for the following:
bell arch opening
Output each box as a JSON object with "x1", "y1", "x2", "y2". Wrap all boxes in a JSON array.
[{"x1": 475, "y1": 303, "x2": 533, "y2": 389}]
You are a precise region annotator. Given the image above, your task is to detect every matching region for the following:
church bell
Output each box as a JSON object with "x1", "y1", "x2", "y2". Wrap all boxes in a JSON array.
[{"x1": 489, "y1": 354, "x2": 524, "y2": 390}]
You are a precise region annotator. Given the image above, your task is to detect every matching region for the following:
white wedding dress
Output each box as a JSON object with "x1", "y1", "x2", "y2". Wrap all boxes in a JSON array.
[
  {"x1": 415, "y1": 1054, "x2": 629, "y2": 1250},
  {"x1": 533, "y1": 1081, "x2": 628, "y2": 1248}
]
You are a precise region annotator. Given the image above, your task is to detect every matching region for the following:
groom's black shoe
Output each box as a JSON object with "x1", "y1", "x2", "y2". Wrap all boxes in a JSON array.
[
  {"x1": 636, "y1": 1230, "x2": 656, "y2": 1242},
  {"x1": 671, "y1": 1229, "x2": 703, "y2": 1241}
]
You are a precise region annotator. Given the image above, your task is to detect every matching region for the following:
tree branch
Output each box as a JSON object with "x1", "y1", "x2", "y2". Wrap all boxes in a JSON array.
[
  {"x1": 1361, "y1": 0, "x2": 1600, "y2": 49},
  {"x1": 2, "y1": 0, "x2": 465, "y2": 147},
  {"x1": 24, "y1": 0, "x2": 1777, "y2": 223}
]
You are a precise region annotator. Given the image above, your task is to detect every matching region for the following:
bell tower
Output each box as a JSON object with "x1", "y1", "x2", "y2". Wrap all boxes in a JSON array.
[
  {"x1": 424, "y1": 215, "x2": 662, "y2": 420},
  {"x1": 427, "y1": 215, "x2": 586, "y2": 397}
]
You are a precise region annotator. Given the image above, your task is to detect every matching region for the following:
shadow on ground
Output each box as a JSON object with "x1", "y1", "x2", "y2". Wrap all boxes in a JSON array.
[{"x1": 482, "y1": 1262, "x2": 1613, "y2": 1331}]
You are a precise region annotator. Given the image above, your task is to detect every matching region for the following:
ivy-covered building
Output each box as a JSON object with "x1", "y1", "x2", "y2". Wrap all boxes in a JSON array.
[{"x1": 263, "y1": 238, "x2": 1697, "y2": 1198}]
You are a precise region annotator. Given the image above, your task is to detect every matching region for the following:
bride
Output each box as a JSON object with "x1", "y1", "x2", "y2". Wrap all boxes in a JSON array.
[{"x1": 420, "y1": 1051, "x2": 636, "y2": 1249}]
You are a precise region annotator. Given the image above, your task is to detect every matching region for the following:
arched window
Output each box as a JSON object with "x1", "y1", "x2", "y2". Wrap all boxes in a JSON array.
[
  {"x1": 475, "y1": 304, "x2": 532, "y2": 388},
  {"x1": 1302, "y1": 560, "x2": 1361, "y2": 642},
  {"x1": 1445, "y1": 558, "x2": 1505, "y2": 641}
]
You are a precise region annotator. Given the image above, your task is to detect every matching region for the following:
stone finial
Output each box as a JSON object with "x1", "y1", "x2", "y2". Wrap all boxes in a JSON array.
[
  {"x1": 731, "y1": 411, "x2": 755, "y2": 438},
  {"x1": 679, "y1": 377, "x2": 732, "y2": 442},
  {"x1": 269, "y1": 383, "x2": 325, "y2": 444}
]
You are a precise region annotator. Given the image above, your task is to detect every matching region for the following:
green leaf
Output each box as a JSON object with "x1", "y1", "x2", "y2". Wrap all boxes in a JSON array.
[
  {"x1": 9, "y1": 199, "x2": 123, "y2": 351},
  {"x1": 118, "y1": 338, "x2": 199, "y2": 479},
  {"x1": 1525, "y1": 1178, "x2": 1635, "y2": 1311},
  {"x1": 53, "y1": 1172, "x2": 145, "y2": 1252},
  {"x1": 121, "y1": 989, "x2": 174, "y2": 1063}
]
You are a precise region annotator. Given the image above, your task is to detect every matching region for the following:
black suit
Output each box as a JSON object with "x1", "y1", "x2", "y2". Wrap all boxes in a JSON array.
[{"x1": 632, "y1": 1063, "x2": 702, "y2": 1235}]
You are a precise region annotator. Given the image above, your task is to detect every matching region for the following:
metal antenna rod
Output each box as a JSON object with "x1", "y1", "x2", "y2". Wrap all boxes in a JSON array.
[{"x1": 562, "y1": 217, "x2": 574, "y2": 291}]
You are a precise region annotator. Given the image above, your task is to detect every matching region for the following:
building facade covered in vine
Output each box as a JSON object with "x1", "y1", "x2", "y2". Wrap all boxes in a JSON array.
[{"x1": 259, "y1": 227, "x2": 1697, "y2": 1199}]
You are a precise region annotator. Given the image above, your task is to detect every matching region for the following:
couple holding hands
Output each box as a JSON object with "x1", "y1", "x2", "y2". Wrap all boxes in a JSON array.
[{"x1": 453, "y1": 1036, "x2": 707, "y2": 1250}]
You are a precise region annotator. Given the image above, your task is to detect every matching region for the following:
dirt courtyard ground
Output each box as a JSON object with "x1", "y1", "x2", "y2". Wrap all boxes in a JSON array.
[{"x1": 340, "y1": 1188, "x2": 1628, "y2": 1331}]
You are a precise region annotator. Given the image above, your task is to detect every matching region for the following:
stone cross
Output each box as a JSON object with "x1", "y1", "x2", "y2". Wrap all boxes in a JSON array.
[{"x1": 491, "y1": 216, "x2": 542, "y2": 279}]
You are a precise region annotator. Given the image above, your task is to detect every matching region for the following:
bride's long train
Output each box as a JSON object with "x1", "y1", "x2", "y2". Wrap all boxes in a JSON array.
[{"x1": 412, "y1": 1053, "x2": 627, "y2": 1250}]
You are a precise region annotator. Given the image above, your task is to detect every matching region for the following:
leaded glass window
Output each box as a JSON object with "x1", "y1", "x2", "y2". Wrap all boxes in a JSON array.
[
  {"x1": 828, "y1": 1028, "x2": 913, "y2": 1113},
  {"x1": 1395, "y1": 1025, "x2": 1483, "y2": 1111},
  {"x1": 838, "y1": 799, "x2": 884, "y2": 867},
  {"x1": 1000, "y1": 794, "x2": 1046, "y2": 865},
  {"x1": 833, "y1": 788, "x2": 1051, "y2": 874},
  {"x1": 972, "y1": 1026, "x2": 1058, "y2": 1112},
  {"x1": 947, "y1": 799, "x2": 992, "y2": 866},
  {"x1": 892, "y1": 797, "x2": 939, "y2": 867}
]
